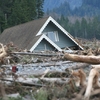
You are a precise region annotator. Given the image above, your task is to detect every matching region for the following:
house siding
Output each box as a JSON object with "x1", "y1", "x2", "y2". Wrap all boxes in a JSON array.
[
  {"x1": 43, "y1": 21, "x2": 76, "y2": 48},
  {"x1": 34, "y1": 39, "x2": 56, "y2": 51}
]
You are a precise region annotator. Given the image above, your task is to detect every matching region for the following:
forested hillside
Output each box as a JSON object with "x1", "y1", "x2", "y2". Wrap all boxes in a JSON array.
[
  {"x1": 0, "y1": 0, "x2": 100, "y2": 39},
  {"x1": 44, "y1": 0, "x2": 100, "y2": 39},
  {"x1": 57, "y1": 16, "x2": 100, "y2": 39},
  {"x1": 43, "y1": 0, "x2": 82, "y2": 12},
  {"x1": 74, "y1": 0, "x2": 100, "y2": 16},
  {"x1": 0, "y1": 0, "x2": 44, "y2": 33},
  {"x1": 45, "y1": 0, "x2": 100, "y2": 17}
]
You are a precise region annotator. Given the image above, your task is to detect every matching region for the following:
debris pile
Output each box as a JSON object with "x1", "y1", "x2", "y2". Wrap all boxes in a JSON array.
[{"x1": 0, "y1": 40, "x2": 100, "y2": 100}]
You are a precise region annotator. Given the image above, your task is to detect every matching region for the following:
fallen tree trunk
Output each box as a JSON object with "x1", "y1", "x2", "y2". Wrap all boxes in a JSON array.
[
  {"x1": 64, "y1": 53, "x2": 100, "y2": 64},
  {"x1": 1, "y1": 61, "x2": 73, "y2": 68},
  {"x1": 2, "y1": 77, "x2": 70, "y2": 85},
  {"x1": 12, "y1": 52, "x2": 64, "y2": 57},
  {"x1": 2, "y1": 78, "x2": 45, "y2": 87}
]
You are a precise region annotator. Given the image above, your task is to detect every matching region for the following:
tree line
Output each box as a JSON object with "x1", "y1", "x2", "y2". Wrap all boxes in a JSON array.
[
  {"x1": 47, "y1": 0, "x2": 100, "y2": 17},
  {"x1": 0, "y1": 0, "x2": 44, "y2": 33},
  {"x1": 1, "y1": 0, "x2": 100, "y2": 40},
  {"x1": 57, "y1": 15, "x2": 100, "y2": 39}
]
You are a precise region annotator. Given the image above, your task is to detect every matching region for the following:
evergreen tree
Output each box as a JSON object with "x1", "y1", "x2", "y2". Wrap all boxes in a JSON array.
[
  {"x1": 0, "y1": 0, "x2": 44, "y2": 32},
  {"x1": 26, "y1": 0, "x2": 37, "y2": 20},
  {"x1": 60, "y1": 15, "x2": 66, "y2": 28},
  {"x1": 36, "y1": 0, "x2": 44, "y2": 18},
  {"x1": 0, "y1": 12, "x2": 5, "y2": 33},
  {"x1": 73, "y1": 20, "x2": 81, "y2": 37},
  {"x1": 0, "y1": 0, "x2": 13, "y2": 29},
  {"x1": 57, "y1": 15, "x2": 100, "y2": 39},
  {"x1": 91, "y1": 17, "x2": 100, "y2": 39},
  {"x1": 8, "y1": 0, "x2": 37, "y2": 26},
  {"x1": 81, "y1": 18, "x2": 88, "y2": 38}
]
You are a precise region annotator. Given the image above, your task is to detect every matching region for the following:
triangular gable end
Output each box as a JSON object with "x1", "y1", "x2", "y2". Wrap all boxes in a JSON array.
[
  {"x1": 36, "y1": 16, "x2": 84, "y2": 50},
  {"x1": 30, "y1": 34, "x2": 62, "y2": 52}
]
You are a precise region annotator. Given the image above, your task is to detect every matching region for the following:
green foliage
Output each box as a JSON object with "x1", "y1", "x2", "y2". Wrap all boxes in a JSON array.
[
  {"x1": 36, "y1": 0, "x2": 44, "y2": 18},
  {"x1": 0, "y1": 0, "x2": 44, "y2": 32},
  {"x1": 58, "y1": 16, "x2": 100, "y2": 39},
  {"x1": 46, "y1": 0, "x2": 100, "y2": 17},
  {"x1": 0, "y1": 97, "x2": 23, "y2": 100},
  {"x1": 51, "y1": 1, "x2": 71, "y2": 16},
  {"x1": 34, "y1": 88, "x2": 48, "y2": 100},
  {"x1": 73, "y1": 19, "x2": 81, "y2": 37},
  {"x1": 8, "y1": 97, "x2": 23, "y2": 100}
]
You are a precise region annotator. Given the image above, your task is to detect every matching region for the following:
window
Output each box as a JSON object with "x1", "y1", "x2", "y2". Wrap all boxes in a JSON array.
[
  {"x1": 55, "y1": 31, "x2": 59, "y2": 42},
  {"x1": 46, "y1": 31, "x2": 59, "y2": 42}
]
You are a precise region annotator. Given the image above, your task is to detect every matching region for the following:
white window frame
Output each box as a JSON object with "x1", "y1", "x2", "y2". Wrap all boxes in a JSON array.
[
  {"x1": 44, "y1": 44, "x2": 47, "y2": 51},
  {"x1": 54, "y1": 31, "x2": 59, "y2": 42},
  {"x1": 43, "y1": 31, "x2": 59, "y2": 42}
]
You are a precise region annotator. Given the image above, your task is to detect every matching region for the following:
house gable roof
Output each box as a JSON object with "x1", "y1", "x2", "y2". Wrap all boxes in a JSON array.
[
  {"x1": 36, "y1": 16, "x2": 83, "y2": 50},
  {"x1": 0, "y1": 16, "x2": 83, "y2": 51},
  {"x1": 0, "y1": 17, "x2": 49, "y2": 50},
  {"x1": 30, "y1": 34, "x2": 62, "y2": 52}
]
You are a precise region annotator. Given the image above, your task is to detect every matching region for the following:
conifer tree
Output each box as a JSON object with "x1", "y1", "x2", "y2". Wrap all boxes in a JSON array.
[
  {"x1": 0, "y1": 0, "x2": 44, "y2": 32},
  {"x1": 36, "y1": 0, "x2": 44, "y2": 18}
]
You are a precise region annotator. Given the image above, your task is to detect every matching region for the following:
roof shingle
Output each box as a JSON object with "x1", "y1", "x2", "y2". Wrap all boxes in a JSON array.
[{"x1": 0, "y1": 17, "x2": 49, "y2": 50}]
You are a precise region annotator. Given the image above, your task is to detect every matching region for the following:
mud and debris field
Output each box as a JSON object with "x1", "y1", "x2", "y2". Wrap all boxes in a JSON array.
[{"x1": 0, "y1": 39, "x2": 100, "y2": 100}]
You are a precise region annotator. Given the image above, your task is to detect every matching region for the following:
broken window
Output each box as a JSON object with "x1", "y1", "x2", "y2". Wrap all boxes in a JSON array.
[{"x1": 46, "y1": 31, "x2": 59, "y2": 42}]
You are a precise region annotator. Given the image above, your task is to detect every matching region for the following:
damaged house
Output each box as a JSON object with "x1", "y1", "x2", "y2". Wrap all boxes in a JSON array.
[{"x1": 0, "y1": 16, "x2": 83, "y2": 52}]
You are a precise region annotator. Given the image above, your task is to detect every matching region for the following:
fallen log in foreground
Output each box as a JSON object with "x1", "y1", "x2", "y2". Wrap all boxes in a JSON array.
[
  {"x1": 2, "y1": 77, "x2": 70, "y2": 86},
  {"x1": 64, "y1": 53, "x2": 100, "y2": 64}
]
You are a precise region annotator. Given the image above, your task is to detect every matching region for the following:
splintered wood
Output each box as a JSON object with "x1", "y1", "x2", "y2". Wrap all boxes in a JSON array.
[
  {"x1": 0, "y1": 43, "x2": 8, "y2": 63},
  {"x1": 63, "y1": 52, "x2": 100, "y2": 100},
  {"x1": 84, "y1": 67, "x2": 100, "y2": 100},
  {"x1": 0, "y1": 43, "x2": 7, "y2": 57},
  {"x1": 0, "y1": 41, "x2": 100, "y2": 100}
]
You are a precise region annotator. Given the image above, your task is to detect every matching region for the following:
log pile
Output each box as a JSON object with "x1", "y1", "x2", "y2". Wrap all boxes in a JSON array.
[
  {"x1": 0, "y1": 41, "x2": 100, "y2": 100},
  {"x1": 0, "y1": 42, "x2": 22, "y2": 64},
  {"x1": 63, "y1": 52, "x2": 100, "y2": 100}
]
